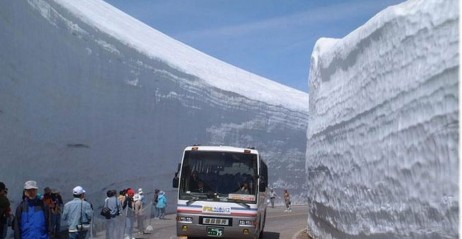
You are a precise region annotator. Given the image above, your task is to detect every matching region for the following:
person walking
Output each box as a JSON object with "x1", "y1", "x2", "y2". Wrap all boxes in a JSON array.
[
  {"x1": 152, "y1": 189, "x2": 159, "y2": 218},
  {"x1": 104, "y1": 190, "x2": 121, "y2": 239},
  {"x1": 155, "y1": 191, "x2": 167, "y2": 219},
  {"x1": 43, "y1": 187, "x2": 62, "y2": 239},
  {"x1": 133, "y1": 194, "x2": 144, "y2": 235},
  {"x1": 13, "y1": 180, "x2": 52, "y2": 239},
  {"x1": 137, "y1": 188, "x2": 145, "y2": 206},
  {"x1": 62, "y1": 186, "x2": 93, "y2": 239},
  {"x1": 283, "y1": 189, "x2": 291, "y2": 212},
  {"x1": 51, "y1": 189, "x2": 63, "y2": 239},
  {"x1": 122, "y1": 189, "x2": 135, "y2": 239},
  {"x1": 0, "y1": 182, "x2": 11, "y2": 239},
  {"x1": 269, "y1": 189, "x2": 277, "y2": 208}
]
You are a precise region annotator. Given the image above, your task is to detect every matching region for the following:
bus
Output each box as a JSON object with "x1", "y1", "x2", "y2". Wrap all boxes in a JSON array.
[{"x1": 172, "y1": 145, "x2": 268, "y2": 239}]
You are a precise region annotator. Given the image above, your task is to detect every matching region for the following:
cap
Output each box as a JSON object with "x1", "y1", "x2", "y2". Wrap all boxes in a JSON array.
[
  {"x1": 44, "y1": 187, "x2": 52, "y2": 193},
  {"x1": 127, "y1": 189, "x2": 135, "y2": 197},
  {"x1": 24, "y1": 180, "x2": 39, "y2": 190},
  {"x1": 73, "y1": 186, "x2": 86, "y2": 195},
  {"x1": 138, "y1": 188, "x2": 143, "y2": 194}
]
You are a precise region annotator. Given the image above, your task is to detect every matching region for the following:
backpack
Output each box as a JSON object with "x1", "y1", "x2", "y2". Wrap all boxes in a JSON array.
[
  {"x1": 100, "y1": 207, "x2": 111, "y2": 219},
  {"x1": 100, "y1": 198, "x2": 118, "y2": 219}
]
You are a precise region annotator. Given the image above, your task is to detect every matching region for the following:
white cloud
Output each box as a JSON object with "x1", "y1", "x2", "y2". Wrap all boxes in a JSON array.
[{"x1": 177, "y1": 1, "x2": 402, "y2": 40}]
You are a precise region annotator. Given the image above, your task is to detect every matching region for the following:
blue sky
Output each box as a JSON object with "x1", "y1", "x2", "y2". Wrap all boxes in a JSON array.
[{"x1": 104, "y1": 0, "x2": 405, "y2": 92}]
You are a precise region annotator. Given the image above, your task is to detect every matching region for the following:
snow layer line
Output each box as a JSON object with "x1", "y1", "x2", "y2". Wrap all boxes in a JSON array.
[{"x1": 307, "y1": 0, "x2": 458, "y2": 238}]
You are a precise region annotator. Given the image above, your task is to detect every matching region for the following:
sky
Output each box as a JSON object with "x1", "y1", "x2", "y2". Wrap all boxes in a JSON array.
[{"x1": 103, "y1": 0, "x2": 405, "y2": 93}]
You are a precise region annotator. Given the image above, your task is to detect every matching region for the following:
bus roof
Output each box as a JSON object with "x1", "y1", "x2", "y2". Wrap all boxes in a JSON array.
[{"x1": 184, "y1": 145, "x2": 259, "y2": 155}]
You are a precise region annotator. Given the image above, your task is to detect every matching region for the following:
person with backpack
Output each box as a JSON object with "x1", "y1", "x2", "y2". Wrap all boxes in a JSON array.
[
  {"x1": 13, "y1": 180, "x2": 52, "y2": 239},
  {"x1": 137, "y1": 188, "x2": 146, "y2": 206},
  {"x1": 122, "y1": 189, "x2": 135, "y2": 239},
  {"x1": 104, "y1": 190, "x2": 121, "y2": 239},
  {"x1": 62, "y1": 186, "x2": 93, "y2": 239},
  {"x1": 133, "y1": 194, "x2": 144, "y2": 235}
]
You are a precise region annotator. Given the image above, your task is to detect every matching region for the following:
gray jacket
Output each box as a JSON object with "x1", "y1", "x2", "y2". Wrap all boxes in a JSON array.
[{"x1": 104, "y1": 196, "x2": 120, "y2": 217}]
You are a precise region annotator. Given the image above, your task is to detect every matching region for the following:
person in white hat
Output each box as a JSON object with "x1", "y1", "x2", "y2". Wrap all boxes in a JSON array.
[
  {"x1": 13, "y1": 180, "x2": 52, "y2": 239},
  {"x1": 62, "y1": 186, "x2": 93, "y2": 239},
  {"x1": 138, "y1": 188, "x2": 145, "y2": 206},
  {"x1": 133, "y1": 194, "x2": 145, "y2": 235}
]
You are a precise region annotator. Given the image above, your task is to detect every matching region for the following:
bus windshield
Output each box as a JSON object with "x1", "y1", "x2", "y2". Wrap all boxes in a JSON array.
[{"x1": 179, "y1": 150, "x2": 258, "y2": 204}]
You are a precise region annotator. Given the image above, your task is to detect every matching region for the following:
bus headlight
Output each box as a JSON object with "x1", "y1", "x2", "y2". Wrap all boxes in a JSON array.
[
  {"x1": 178, "y1": 216, "x2": 193, "y2": 223},
  {"x1": 239, "y1": 220, "x2": 255, "y2": 226}
]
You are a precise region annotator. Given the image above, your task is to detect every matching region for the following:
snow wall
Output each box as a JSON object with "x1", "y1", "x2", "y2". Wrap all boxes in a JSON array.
[
  {"x1": 306, "y1": 0, "x2": 458, "y2": 238},
  {"x1": 0, "y1": 0, "x2": 309, "y2": 212}
]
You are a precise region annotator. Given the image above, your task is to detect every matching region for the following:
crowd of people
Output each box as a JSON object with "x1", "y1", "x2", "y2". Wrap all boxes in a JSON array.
[
  {"x1": 0, "y1": 181, "x2": 168, "y2": 239},
  {"x1": 0, "y1": 180, "x2": 295, "y2": 239}
]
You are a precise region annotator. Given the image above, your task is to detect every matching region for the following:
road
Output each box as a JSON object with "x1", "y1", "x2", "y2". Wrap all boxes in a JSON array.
[
  {"x1": 263, "y1": 205, "x2": 309, "y2": 239},
  {"x1": 134, "y1": 205, "x2": 309, "y2": 239}
]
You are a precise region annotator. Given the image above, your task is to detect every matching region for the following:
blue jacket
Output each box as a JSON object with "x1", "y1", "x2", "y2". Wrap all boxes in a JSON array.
[
  {"x1": 13, "y1": 197, "x2": 51, "y2": 239},
  {"x1": 62, "y1": 198, "x2": 93, "y2": 232},
  {"x1": 156, "y1": 194, "x2": 167, "y2": 209}
]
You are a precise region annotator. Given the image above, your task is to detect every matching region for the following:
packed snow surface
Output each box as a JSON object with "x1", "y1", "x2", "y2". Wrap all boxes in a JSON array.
[
  {"x1": 0, "y1": 0, "x2": 309, "y2": 223},
  {"x1": 51, "y1": 0, "x2": 308, "y2": 112},
  {"x1": 306, "y1": 0, "x2": 458, "y2": 238}
]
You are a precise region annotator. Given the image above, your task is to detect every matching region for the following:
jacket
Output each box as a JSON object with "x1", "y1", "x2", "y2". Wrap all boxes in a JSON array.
[
  {"x1": 122, "y1": 197, "x2": 135, "y2": 218},
  {"x1": 156, "y1": 194, "x2": 167, "y2": 209},
  {"x1": 13, "y1": 197, "x2": 51, "y2": 239},
  {"x1": 62, "y1": 198, "x2": 93, "y2": 232},
  {"x1": 104, "y1": 196, "x2": 120, "y2": 218}
]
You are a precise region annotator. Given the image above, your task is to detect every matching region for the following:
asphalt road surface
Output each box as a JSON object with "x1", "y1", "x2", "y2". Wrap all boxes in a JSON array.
[{"x1": 137, "y1": 205, "x2": 309, "y2": 239}]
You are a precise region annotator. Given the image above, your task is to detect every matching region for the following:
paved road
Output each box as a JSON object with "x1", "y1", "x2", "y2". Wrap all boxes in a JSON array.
[
  {"x1": 263, "y1": 205, "x2": 309, "y2": 239},
  {"x1": 84, "y1": 205, "x2": 308, "y2": 239},
  {"x1": 131, "y1": 205, "x2": 309, "y2": 239}
]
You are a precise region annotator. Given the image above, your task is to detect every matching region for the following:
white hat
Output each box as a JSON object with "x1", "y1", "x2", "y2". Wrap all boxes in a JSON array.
[
  {"x1": 24, "y1": 180, "x2": 38, "y2": 190},
  {"x1": 134, "y1": 193, "x2": 141, "y2": 201},
  {"x1": 73, "y1": 186, "x2": 86, "y2": 195},
  {"x1": 138, "y1": 188, "x2": 143, "y2": 194}
]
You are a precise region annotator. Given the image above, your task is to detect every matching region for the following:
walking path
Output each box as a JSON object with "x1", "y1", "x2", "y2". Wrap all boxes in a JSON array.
[{"x1": 87, "y1": 214, "x2": 175, "y2": 239}]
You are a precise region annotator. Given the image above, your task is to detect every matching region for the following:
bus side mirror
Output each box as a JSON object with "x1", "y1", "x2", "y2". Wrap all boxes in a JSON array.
[
  {"x1": 172, "y1": 172, "x2": 179, "y2": 188},
  {"x1": 259, "y1": 181, "x2": 267, "y2": 192},
  {"x1": 173, "y1": 163, "x2": 181, "y2": 188}
]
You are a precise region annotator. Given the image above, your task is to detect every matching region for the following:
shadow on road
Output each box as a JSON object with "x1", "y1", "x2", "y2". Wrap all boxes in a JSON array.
[{"x1": 262, "y1": 231, "x2": 281, "y2": 239}]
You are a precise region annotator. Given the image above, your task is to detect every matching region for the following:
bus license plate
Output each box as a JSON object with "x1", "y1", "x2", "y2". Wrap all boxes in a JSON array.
[
  {"x1": 203, "y1": 218, "x2": 229, "y2": 225},
  {"x1": 207, "y1": 227, "x2": 224, "y2": 237}
]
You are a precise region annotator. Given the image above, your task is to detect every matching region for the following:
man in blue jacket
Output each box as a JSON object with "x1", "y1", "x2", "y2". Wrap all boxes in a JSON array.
[{"x1": 13, "y1": 180, "x2": 51, "y2": 239}]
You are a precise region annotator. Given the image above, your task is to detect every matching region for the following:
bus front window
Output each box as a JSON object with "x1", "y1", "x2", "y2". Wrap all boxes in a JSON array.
[{"x1": 179, "y1": 151, "x2": 258, "y2": 203}]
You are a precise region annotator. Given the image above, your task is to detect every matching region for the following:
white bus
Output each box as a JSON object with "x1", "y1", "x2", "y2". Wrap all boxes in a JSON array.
[{"x1": 173, "y1": 145, "x2": 268, "y2": 239}]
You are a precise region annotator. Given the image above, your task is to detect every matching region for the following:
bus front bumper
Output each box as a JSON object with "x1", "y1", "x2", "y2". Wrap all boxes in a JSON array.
[{"x1": 177, "y1": 221, "x2": 260, "y2": 239}]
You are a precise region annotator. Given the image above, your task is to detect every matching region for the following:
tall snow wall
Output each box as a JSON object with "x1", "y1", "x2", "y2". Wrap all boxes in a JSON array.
[
  {"x1": 0, "y1": 0, "x2": 309, "y2": 210},
  {"x1": 306, "y1": 0, "x2": 458, "y2": 238}
]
